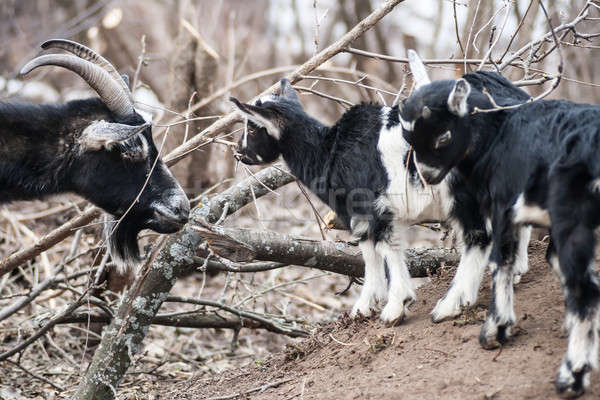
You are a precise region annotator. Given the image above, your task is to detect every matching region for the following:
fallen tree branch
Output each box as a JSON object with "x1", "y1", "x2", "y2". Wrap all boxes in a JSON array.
[
  {"x1": 192, "y1": 221, "x2": 459, "y2": 278},
  {"x1": 165, "y1": 296, "x2": 308, "y2": 337},
  {"x1": 59, "y1": 310, "x2": 308, "y2": 338}
]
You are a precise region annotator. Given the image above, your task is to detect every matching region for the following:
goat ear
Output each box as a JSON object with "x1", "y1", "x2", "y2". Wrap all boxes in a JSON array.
[
  {"x1": 79, "y1": 120, "x2": 150, "y2": 151},
  {"x1": 280, "y1": 78, "x2": 300, "y2": 103},
  {"x1": 447, "y1": 79, "x2": 471, "y2": 117},
  {"x1": 407, "y1": 49, "x2": 431, "y2": 89},
  {"x1": 230, "y1": 97, "x2": 282, "y2": 140}
]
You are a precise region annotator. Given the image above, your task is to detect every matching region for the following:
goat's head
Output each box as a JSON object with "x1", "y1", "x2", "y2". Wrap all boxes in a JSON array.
[
  {"x1": 399, "y1": 50, "x2": 476, "y2": 184},
  {"x1": 21, "y1": 39, "x2": 189, "y2": 270},
  {"x1": 230, "y1": 78, "x2": 305, "y2": 165}
]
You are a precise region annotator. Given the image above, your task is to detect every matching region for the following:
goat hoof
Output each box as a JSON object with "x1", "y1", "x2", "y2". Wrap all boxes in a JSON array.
[
  {"x1": 430, "y1": 311, "x2": 458, "y2": 324},
  {"x1": 512, "y1": 273, "x2": 522, "y2": 285},
  {"x1": 350, "y1": 303, "x2": 373, "y2": 319},
  {"x1": 555, "y1": 362, "x2": 590, "y2": 398},
  {"x1": 380, "y1": 305, "x2": 406, "y2": 326},
  {"x1": 479, "y1": 321, "x2": 512, "y2": 350},
  {"x1": 430, "y1": 299, "x2": 461, "y2": 323}
]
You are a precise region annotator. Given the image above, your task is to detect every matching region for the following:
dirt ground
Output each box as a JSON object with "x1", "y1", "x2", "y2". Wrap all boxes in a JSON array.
[{"x1": 151, "y1": 240, "x2": 600, "y2": 400}]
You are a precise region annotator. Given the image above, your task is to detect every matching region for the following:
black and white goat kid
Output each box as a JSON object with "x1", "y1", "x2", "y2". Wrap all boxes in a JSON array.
[
  {"x1": 6, "y1": 39, "x2": 189, "y2": 270},
  {"x1": 401, "y1": 51, "x2": 600, "y2": 397},
  {"x1": 230, "y1": 79, "x2": 530, "y2": 325}
]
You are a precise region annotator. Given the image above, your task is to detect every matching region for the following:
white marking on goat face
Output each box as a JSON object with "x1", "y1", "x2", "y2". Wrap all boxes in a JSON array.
[
  {"x1": 258, "y1": 95, "x2": 278, "y2": 104},
  {"x1": 246, "y1": 111, "x2": 281, "y2": 140},
  {"x1": 413, "y1": 153, "x2": 444, "y2": 183},
  {"x1": 512, "y1": 193, "x2": 551, "y2": 227},
  {"x1": 399, "y1": 115, "x2": 414, "y2": 132},
  {"x1": 376, "y1": 107, "x2": 452, "y2": 222}
]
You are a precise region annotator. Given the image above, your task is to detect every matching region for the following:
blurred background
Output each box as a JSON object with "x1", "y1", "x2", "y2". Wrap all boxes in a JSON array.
[{"x1": 0, "y1": 0, "x2": 598, "y2": 397}]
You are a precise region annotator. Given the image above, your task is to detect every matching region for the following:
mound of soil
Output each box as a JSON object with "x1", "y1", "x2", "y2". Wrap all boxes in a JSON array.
[{"x1": 155, "y1": 240, "x2": 600, "y2": 399}]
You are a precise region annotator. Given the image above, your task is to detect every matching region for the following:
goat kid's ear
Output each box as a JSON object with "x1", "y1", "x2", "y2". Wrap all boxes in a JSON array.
[
  {"x1": 407, "y1": 49, "x2": 431, "y2": 89},
  {"x1": 80, "y1": 120, "x2": 150, "y2": 151},
  {"x1": 280, "y1": 78, "x2": 300, "y2": 103},
  {"x1": 447, "y1": 78, "x2": 471, "y2": 117},
  {"x1": 230, "y1": 97, "x2": 282, "y2": 140}
]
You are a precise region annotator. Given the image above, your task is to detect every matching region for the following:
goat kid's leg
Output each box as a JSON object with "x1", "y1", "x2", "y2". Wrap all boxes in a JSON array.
[
  {"x1": 433, "y1": 183, "x2": 493, "y2": 322},
  {"x1": 431, "y1": 233, "x2": 491, "y2": 323},
  {"x1": 376, "y1": 238, "x2": 415, "y2": 325},
  {"x1": 480, "y1": 213, "x2": 518, "y2": 349},
  {"x1": 553, "y1": 225, "x2": 600, "y2": 398},
  {"x1": 512, "y1": 225, "x2": 531, "y2": 284},
  {"x1": 351, "y1": 239, "x2": 386, "y2": 318}
]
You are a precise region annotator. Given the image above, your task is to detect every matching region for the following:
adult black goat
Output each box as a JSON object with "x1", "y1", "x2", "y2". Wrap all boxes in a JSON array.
[
  {"x1": 401, "y1": 51, "x2": 600, "y2": 397},
  {"x1": 230, "y1": 79, "x2": 530, "y2": 325},
  {"x1": 5, "y1": 39, "x2": 189, "y2": 270}
]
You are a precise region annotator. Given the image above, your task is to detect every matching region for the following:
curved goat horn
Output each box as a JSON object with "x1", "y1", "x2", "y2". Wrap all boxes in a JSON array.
[
  {"x1": 41, "y1": 39, "x2": 132, "y2": 96},
  {"x1": 20, "y1": 54, "x2": 134, "y2": 118},
  {"x1": 407, "y1": 49, "x2": 431, "y2": 89}
]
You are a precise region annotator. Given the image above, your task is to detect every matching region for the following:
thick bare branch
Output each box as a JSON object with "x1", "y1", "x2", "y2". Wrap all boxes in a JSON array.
[{"x1": 193, "y1": 221, "x2": 459, "y2": 278}]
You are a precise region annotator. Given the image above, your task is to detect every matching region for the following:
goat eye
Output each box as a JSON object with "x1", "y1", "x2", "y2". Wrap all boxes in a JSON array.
[{"x1": 434, "y1": 130, "x2": 452, "y2": 149}]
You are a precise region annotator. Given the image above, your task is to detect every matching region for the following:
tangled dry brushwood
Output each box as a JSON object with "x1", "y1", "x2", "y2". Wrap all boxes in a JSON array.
[{"x1": 1, "y1": 0, "x2": 599, "y2": 398}]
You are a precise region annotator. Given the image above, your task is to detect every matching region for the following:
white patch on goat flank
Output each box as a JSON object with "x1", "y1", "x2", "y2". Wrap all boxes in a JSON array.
[
  {"x1": 351, "y1": 240, "x2": 386, "y2": 317},
  {"x1": 431, "y1": 241, "x2": 491, "y2": 321},
  {"x1": 377, "y1": 107, "x2": 453, "y2": 223},
  {"x1": 512, "y1": 193, "x2": 551, "y2": 227}
]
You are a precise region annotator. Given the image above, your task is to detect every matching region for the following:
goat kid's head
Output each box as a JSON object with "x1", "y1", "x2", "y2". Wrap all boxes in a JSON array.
[
  {"x1": 399, "y1": 50, "x2": 473, "y2": 185},
  {"x1": 21, "y1": 39, "x2": 189, "y2": 269},
  {"x1": 230, "y1": 78, "x2": 303, "y2": 165}
]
